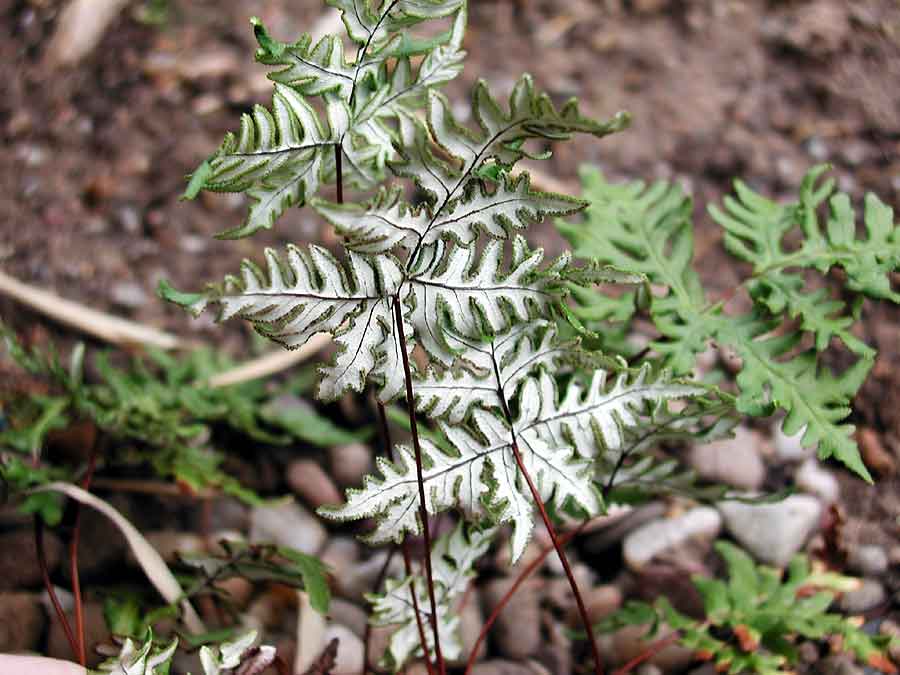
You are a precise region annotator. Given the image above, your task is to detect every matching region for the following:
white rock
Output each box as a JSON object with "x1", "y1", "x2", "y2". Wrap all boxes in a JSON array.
[
  {"x1": 838, "y1": 579, "x2": 886, "y2": 613},
  {"x1": 795, "y1": 459, "x2": 840, "y2": 504},
  {"x1": 249, "y1": 500, "x2": 327, "y2": 555},
  {"x1": 718, "y1": 495, "x2": 821, "y2": 567},
  {"x1": 847, "y1": 545, "x2": 889, "y2": 577},
  {"x1": 323, "y1": 624, "x2": 364, "y2": 674},
  {"x1": 771, "y1": 423, "x2": 814, "y2": 462},
  {"x1": 623, "y1": 507, "x2": 722, "y2": 571},
  {"x1": 689, "y1": 426, "x2": 766, "y2": 490}
]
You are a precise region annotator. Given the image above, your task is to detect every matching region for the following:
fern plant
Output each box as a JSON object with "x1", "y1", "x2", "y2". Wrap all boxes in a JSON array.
[
  {"x1": 597, "y1": 541, "x2": 899, "y2": 674},
  {"x1": 162, "y1": 1, "x2": 896, "y2": 673},
  {"x1": 558, "y1": 165, "x2": 899, "y2": 481}
]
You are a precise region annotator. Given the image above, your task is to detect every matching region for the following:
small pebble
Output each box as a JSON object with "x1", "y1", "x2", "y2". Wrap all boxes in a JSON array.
[
  {"x1": 623, "y1": 507, "x2": 722, "y2": 571},
  {"x1": 838, "y1": 579, "x2": 885, "y2": 614},
  {"x1": 689, "y1": 426, "x2": 765, "y2": 490},
  {"x1": 110, "y1": 281, "x2": 148, "y2": 308},
  {"x1": 771, "y1": 422, "x2": 813, "y2": 462},
  {"x1": 582, "y1": 584, "x2": 623, "y2": 625},
  {"x1": 470, "y1": 661, "x2": 535, "y2": 675},
  {"x1": 795, "y1": 459, "x2": 840, "y2": 504},
  {"x1": 0, "y1": 593, "x2": 46, "y2": 651},
  {"x1": 286, "y1": 459, "x2": 343, "y2": 509},
  {"x1": 249, "y1": 500, "x2": 327, "y2": 555},
  {"x1": 327, "y1": 598, "x2": 368, "y2": 638},
  {"x1": 483, "y1": 577, "x2": 542, "y2": 659},
  {"x1": 322, "y1": 624, "x2": 364, "y2": 675},
  {"x1": 718, "y1": 495, "x2": 821, "y2": 567},
  {"x1": 858, "y1": 428, "x2": 896, "y2": 476},
  {"x1": 846, "y1": 545, "x2": 888, "y2": 577},
  {"x1": 817, "y1": 655, "x2": 864, "y2": 675},
  {"x1": 329, "y1": 442, "x2": 374, "y2": 487}
]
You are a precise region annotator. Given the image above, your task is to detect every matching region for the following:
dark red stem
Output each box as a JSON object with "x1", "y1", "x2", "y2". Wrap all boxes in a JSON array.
[
  {"x1": 392, "y1": 298, "x2": 446, "y2": 675},
  {"x1": 361, "y1": 402, "x2": 436, "y2": 675},
  {"x1": 490, "y1": 363, "x2": 603, "y2": 675},
  {"x1": 335, "y1": 144, "x2": 344, "y2": 204},
  {"x1": 35, "y1": 516, "x2": 79, "y2": 661},
  {"x1": 70, "y1": 438, "x2": 100, "y2": 666}
]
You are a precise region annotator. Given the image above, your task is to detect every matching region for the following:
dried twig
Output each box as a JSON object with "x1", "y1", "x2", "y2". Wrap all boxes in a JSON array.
[{"x1": 0, "y1": 270, "x2": 180, "y2": 350}]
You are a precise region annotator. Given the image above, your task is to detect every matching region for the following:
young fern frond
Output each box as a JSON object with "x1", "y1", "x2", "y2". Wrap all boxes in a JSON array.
[
  {"x1": 558, "y1": 165, "x2": 899, "y2": 481},
  {"x1": 186, "y1": 1, "x2": 468, "y2": 238},
  {"x1": 367, "y1": 521, "x2": 495, "y2": 670}
]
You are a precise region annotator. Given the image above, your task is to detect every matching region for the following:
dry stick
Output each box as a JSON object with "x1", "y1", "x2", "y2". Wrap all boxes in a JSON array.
[
  {"x1": 35, "y1": 516, "x2": 79, "y2": 661},
  {"x1": 69, "y1": 442, "x2": 100, "y2": 667},
  {"x1": 392, "y1": 298, "x2": 446, "y2": 675},
  {"x1": 463, "y1": 526, "x2": 581, "y2": 674},
  {"x1": 491, "y1": 366, "x2": 604, "y2": 675}
]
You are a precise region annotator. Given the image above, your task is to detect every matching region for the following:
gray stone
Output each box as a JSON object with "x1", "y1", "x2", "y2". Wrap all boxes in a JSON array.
[
  {"x1": 249, "y1": 499, "x2": 327, "y2": 555},
  {"x1": 771, "y1": 423, "x2": 814, "y2": 462},
  {"x1": 322, "y1": 624, "x2": 364, "y2": 675},
  {"x1": 846, "y1": 545, "x2": 888, "y2": 577},
  {"x1": 601, "y1": 623, "x2": 695, "y2": 673},
  {"x1": 689, "y1": 426, "x2": 766, "y2": 490},
  {"x1": 470, "y1": 661, "x2": 536, "y2": 675},
  {"x1": 718, "y1": 495, "x2": 821, "y2": 567},
  {"x1": 837, "y1": 579, "x2": 885, "y2": 614},
  {"x1": 328, "y1": 442, "x2": 373, "y2": 487},
  {"x1": 46, "y1": 601, "x2": 107, "y2": 667},
  {"x1": 814, "y1": 655, "x2": 864, "y2": 675},
  {"x1": 623, "y1": 507, "x2": 722, "y2": 571},
  {"x1": 286, "y1": 459, "x2": 343, "y2": 509},
  {"x1": 326, "y1": 598, "x2": 368, "y2": 638},
  {"x1": 0, "y1": 528, "x2": 63, "y2": 590},
  {"x1": 0, "y1": 593, "x2": 46, "y2": 651},
  {"x1": 110, "y1": 281, "x2": 147, "y2": 308},
  {"x1": 483, "y1": 577, "x2": 541, "y2": 659},
  {"x1": 795, "y1": 459, "x2": 840, "y2": 504},
  {"x1": 583, "y1": 584, "x2": 623, "y2": 625}
]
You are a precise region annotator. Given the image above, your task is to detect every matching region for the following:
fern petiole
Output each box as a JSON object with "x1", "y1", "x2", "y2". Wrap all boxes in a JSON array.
[
  {"x1": 508, "y1": 436, "x2": 604, "y2": 674},
  {"x1": 35, "y1": 515, "x2": 79, "y2": 662},
  {"x1": 611, "y1": 630, "x2": 682, "y2": 675},
  {"x1": 489, "y1": 354, "x2": 603, "y2": 675},
  {"x1": 392, "y1": 297, "x2": 446, "y2": 675}
]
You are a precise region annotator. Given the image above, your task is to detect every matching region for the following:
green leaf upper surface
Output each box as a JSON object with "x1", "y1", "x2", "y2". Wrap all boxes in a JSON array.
[
  {"x1": 557, "y1": 166, "x2": 710, "y2": 373},
  {"x1": 559, "y1": 165, "x2": 898, "y2": 480},
  {"x1": 600, "y1": 543, "x2": 900, "y2": 674}
]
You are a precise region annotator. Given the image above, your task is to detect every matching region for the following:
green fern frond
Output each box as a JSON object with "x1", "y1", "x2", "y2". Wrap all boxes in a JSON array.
[
  {"x1": 559, "y1": 165, "x2": 899, "y2": 480},
  {"x1": 599, "y1": 542, "x2": 900, "y2": 675},
  {"x1": 367, "y1": 521, "x2": 495, "y2": 670}
]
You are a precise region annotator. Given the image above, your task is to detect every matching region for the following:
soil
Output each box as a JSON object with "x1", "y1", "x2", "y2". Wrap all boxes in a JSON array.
[{"x1": 1, "y1": 0, "x2": 899, "y2": 671}]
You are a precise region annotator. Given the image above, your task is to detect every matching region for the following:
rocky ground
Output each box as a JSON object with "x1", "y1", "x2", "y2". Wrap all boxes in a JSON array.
[{"x1": 1, "y1": 0, "x2": 899, "y2": 673}]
